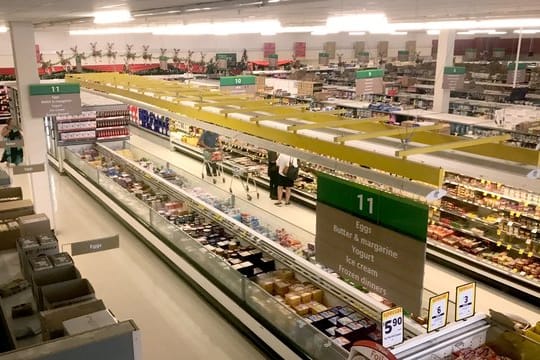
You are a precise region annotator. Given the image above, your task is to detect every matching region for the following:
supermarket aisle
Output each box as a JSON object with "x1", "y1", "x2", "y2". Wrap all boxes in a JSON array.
[
  {"x1": 130, "y1": 131, "x2": 540, "y2": 322},
  {"x1": 129, "y1": 131, "x2": 316, "y2": 235},
  {"x1": 19, "y1": 169, "x2": 269, "y2": 360}
]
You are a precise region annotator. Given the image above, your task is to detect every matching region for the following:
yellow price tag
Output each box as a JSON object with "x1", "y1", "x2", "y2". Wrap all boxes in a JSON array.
[
  {"x1": 487, "y1": 181, "x2": 491, "y2": 185},
  {"x1": 528, "y1": 252, "x2": 533, "y2": 257},
  {"x1": 524, "y1": 202, "x2": 529, "y2": 207},
  {"x1": 519, "y1": 249, "x2": 524, "y2": 254},
  {"x1": 506, "y1": 244, "x2": 512, "y2": 250},
  {"x1": 510, "y1": 211, "x2": 515, "y2": 216},
  {"x1": 516, "y1": 212, "x2": 521, "y2": 218},
  {"x1": 481, "y1": 179, "x2": 486, "y2": 184},
  {"x1": 497, "y1": 229, "x2": 502, "y2": 235},
  {"x1": 497, "y1": 241, "x2": 502, "y2": 246},
  {"x1": 496, "y1": 195, "x2": 501, "y2": 200},
  {"x1": 483, "y1": 192, "x2": 487, "y2": 196},
  {"x1": 512, "y1": 268, "x2": 518, "y2": 273}
]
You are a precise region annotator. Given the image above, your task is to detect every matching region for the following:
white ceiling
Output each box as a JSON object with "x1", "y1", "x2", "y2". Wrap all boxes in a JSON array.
[{"x1": 1, "y1": 0, "x2": 539, "y2": 28}]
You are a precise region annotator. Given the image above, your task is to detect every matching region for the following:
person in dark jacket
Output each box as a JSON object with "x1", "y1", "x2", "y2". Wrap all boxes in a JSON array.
[
  {"x1": 1, "y1": 122, "x2": 23, "y2": 166},
  {"x1": 198, "y1": 130, "x2": 221, "y2": 177},
  {"x1": 267, "y1": 150, "x2": 278, "y2": 200}
]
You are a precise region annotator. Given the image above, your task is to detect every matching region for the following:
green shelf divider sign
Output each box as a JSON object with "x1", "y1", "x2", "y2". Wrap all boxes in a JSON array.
[
  {"x1": 507, "y1": 63, "x2": 527, "y2": 70},
  {"x1": 356, "y1": 69, "x2": 384, "y2": 79},
  {"x1": 219, "y1": 76, "x2": 256, "y2": 87},
  {"x1": 443, "y1": 66, "x2": 466, "y2": 75},
  {"x1": 268, "y1": 54, "x2": 278, "y2": 59},
  {"x1": 29, "y1": 83, "x2": 80, "y2": 96},
  {"x1": 317, "y1": 173, "x2": 428, "y2": 241}
]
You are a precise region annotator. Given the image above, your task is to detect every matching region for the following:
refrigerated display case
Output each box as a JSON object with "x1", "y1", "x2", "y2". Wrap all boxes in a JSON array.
[{"x1": 53, "y1": 140, "x2": 522, "y2": 359}]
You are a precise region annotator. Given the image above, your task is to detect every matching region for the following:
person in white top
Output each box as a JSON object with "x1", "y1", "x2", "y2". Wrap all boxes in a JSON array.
[{"x1": 275, "y1": 153, "x2": 298, "y2": 206}]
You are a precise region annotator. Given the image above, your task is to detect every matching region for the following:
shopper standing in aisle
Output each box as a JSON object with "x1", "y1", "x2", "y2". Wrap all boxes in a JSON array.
[
  {"x1": 0, "y1": 120, "x2": 23, "y2": 166},
  {"x1": 274, "y1": 153, "x2": 298, "y2": 206},
  {"x1": 198, "y1": 130, "x2": 221, "y2": 177},
  {"x1": 267, "y1": 150, "x2": 279, "y2": 200}
]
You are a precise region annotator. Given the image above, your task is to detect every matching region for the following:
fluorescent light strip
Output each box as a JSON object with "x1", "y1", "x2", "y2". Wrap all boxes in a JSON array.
[
  {"x1": 514, "y1": 29, "x2": 540, "y2": 34},
  {"x1": 327, "y1": 13, "x2": 388, "y2": 32},
  {"x1": 0, "y1": 26, "x2": 8, "y2": 33},
  {"x1": 70, "y1": 27, "x2": 153, "y2": 35},
  {"x1": 349, "y1": 32, "x2": 366, "y2": 36},
  {"x1": 93, "y1": 10, "x2": 133, "y2": 24}
]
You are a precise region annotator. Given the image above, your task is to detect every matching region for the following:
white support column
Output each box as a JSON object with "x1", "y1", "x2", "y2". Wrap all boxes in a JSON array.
[
  {"x1": 9, "y1": 22, "x2": 55, "y2": 227},
  {"x1": 433, "y1": 29, "x2": 456, "y2": 113}
]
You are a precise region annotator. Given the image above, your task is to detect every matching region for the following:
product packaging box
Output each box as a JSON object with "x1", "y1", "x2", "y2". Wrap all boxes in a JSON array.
[
  {"x1": 0, "y1": 199, "x2": 33, "y2": 220},
  {"x1": 32, "y1": 260, "x2": 80, "y2": 311},
  {"x1": 0, "y1": 219, "x2": 20, "y2": 250},
  {"x1": 40, "y1": 278, "x2": 95, "y2": 310},
  {"x1": 0, "y1": 187, "x2": 23, "y2": 202},
  {"x1": 17, "y1": 213, "x2": 51, "y2": 236},
  {"x1": 17, "y1": 236, "x2": 40, "y2": 280},
  {"x1": 36, "y1": 233, "x2": 59, "y2": 256},
  {"x1": 39, "y1": 299, "x2": 105, "y2": 340},
  {"x1": 62, "y1": 309, "x2": 118, "y2": 336}
]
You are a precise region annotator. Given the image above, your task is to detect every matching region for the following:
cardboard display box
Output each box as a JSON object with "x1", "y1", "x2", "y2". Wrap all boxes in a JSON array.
[
  {"x1": 0, "y1": 219, "x2": 20, "y2": 250},
  {"x1": 40, "y1": 278, "x2": 95, "y2": 311},
  {"x1": 63, "y1": 309, "x2": 118, "y2": 336},
  {"x1": 39, "y1": 299, "x2": 106, "y2": 340},
  {"x1": 17, "y1": 213, "x2": 51, "y2": 236},
  {"x1": 0, "y1": 199, "x2": 33, "y2": 220},
  {"x1": 17, "y1": 233, "x2": 59, "y2": 280},
  {"x1": 0, "y1": 187, "x2": 22, "y2": 202},
  {"x1": 32, "y1": 257, "x2": 80, "y2": 311}
]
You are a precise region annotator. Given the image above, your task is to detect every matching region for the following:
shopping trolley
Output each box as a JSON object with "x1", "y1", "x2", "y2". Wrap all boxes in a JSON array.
[
  {"x1": 201, "y1": 148, "x2": 225, "y2": 184},
  {"x1": 227, "y1": 159, "x2": 260, "y2": 201}
]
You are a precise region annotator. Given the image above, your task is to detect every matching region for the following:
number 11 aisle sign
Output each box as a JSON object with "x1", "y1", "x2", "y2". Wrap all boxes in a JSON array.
[{"x1": 29, "y1": 83, "x2": 81, "y2": 117}]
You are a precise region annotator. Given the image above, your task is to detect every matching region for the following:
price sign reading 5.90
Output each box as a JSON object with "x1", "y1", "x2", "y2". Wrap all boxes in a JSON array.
[{"x1": 381, "y1": 307, "x2": 404, "y2": 348}]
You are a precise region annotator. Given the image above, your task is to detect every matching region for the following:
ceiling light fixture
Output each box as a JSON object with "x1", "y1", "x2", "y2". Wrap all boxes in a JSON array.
[
  {"x1": 514, "y1": 29, "x2": 540, "y2": 34},
  {"x1": 390, "y1": 18, "x2": 540, "y2": 32},
  {"x1": 0, "y1": 26, "x2": 8, "y2": 33},
  {"x1": 70, "y1": 26, "x2": 153, "y2": 35},
  {"x1": 326, "y1": 13, "x2": 388, "y2": 32},
  {"x1": 426, "y1": 30, "x2": 440, "y2": 35},
  {"x1": 153, "y1": 20, "x2": 281, "y2": 36},
  {"x1": 93, "y1": 10, "x2": 133, "y2": 24}
]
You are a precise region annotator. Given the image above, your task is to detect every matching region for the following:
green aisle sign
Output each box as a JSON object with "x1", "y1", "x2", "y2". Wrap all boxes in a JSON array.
[
  {"x1": 268, "y1": 54, "x2": 278, "y2": 59},
  {"x1": 356, "y1": 69, "x2": 384, "y2": 79},
  {"x1": 317, "y1": 173, "x2": 428, "y2": 241},
  {"x1": 507, "y1": 63, "x2": 527, "y2": 70},
  {"x1": 443, "y1": 66, "x2": 466, "y2": 75},
  {"x1": 29, "y1": 83, "x2": 80, "y2": 96},
  {"x1": 219, "y1": 76, "x2": 256, "y2": 87}
]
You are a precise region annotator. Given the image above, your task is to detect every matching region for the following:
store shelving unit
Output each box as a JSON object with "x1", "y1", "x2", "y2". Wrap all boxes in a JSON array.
[
  {"x1": 95, "y1": 107, "x2": 130, "y2": 142},
  {"x1": 427, "y1": 171, "x2": 540, "y2": 303},
  {"x1": 7, "y1": 87, "x2": 20, "y2": 127},
  {"x1": 54, "y1": 111, "x2": 97, "y2": 146},
  {"x1": 0, "y1": 86, "x2": 10, "y2": 125}
]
